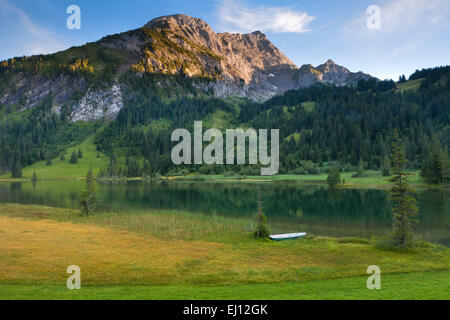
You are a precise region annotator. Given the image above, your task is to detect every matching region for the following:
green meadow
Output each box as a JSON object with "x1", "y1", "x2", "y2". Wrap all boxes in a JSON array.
[
  {"x1": 0, "y1": 204, "x2": 448, "y2": 300},
  {"x1": 397, "y1": 78, "x2": 425, "y2": 92},
  {"x1": 0, "y1": 135, "x2": 108, "y2": 180},
  {"x1": 1, "y1": 271, "x2": 448, "y2": 300}
]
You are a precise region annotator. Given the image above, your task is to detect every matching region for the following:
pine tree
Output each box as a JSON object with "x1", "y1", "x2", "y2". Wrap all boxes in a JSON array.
[
  {"x1": 70, "y1": 151, "x2": 78, "y2": 164},
  {"x1": 421, "y1": 142, "x2": 449, "y2": 185},
  {"x1": 108, "y1": 154, "x2": 118, "y2": 177},
  {"x1": 60, "y1": 152, "x2": 65, "y2": 161},
  {"x1": 32, "y1": 171, "x2": 37, "y2": 182},
  {"x1": 127, "y1": 158, "x2": 142, "y2": 177},
  {"x1": 382, "y1": 155, "x2": 391, "y2": 176},
  {"x1": 441, "y1": 151, "x2": 450, "y2": 185},
  {"x1": 254, "y1": 186, "x2": 270, "y2": 238},
  {"x1": 11, "y1": 160, "x2": 22, "y2": 178},
  {"x1": 327, "y1": 166, "x2": 341, "y2": 187},
  {"x1": 77, "y1": 149, "x2": 83, "y2": 159},
  {"x1": 143, "y1": 160, "x2": 152, "y2": 178},
  {"x1": 389, "y1": 130, "x2": 419, "y2": 247},
  {"x1": 353, "y1": 158, "x2": 366, "y2": 177},
  {"x1": 80, "y1": 167, "x2": 96, "y2": 216},
  {"x1": 46, "y1": 155, "x2": 52, "y2": 166}
]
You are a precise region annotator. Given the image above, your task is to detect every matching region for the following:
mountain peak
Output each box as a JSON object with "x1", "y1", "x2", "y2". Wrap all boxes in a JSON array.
[
  {"x1": 144, "y1": 14, "x2": 212, "y2": 31},
  {"x1": 250, "y1": 30, "x2": 264, "y2": 36},
  {"x1": 130, "y1": 14, "x2": 297, "y2": 99},
  {"x1": 0, "y1": 13, "x2": 377, "y2": 123},
  {"x1": 317, "y1": 59, "x2": 345, "y2": 71},
  {"x1": 296, "y1": 59, "x2": 374, "y2": 88},
  {"x1": 97, "y1": 15, "x2": 374, "y2": 98}
]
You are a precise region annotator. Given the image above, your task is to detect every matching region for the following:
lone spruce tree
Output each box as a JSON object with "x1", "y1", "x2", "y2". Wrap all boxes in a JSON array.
[
  {"x1": 327, "y1": 166, "x2": 341, "y2": 187},
  {"x1": 11, "y1": 160, "x2": 22, "y2": 178},
  {"x1": 254, "y1": 186, "x2": 270, "y2": 238},
  {"x1": 70, "y1": 150, "x2": 78, "y2": 164},
  {"x1": 389, "y1": 130, "x2": 419, "y2": 247},
  {"x1": 80, "y1": 167, "x2": 96, "y2": 216}
]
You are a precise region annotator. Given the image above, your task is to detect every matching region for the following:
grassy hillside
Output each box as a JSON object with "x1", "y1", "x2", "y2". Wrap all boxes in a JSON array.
[
  {"x1": 397, "y1": 78, "x2": 425, "y2": 92},
  {"x1": 0, "y1": 43, "x2": 135, "y2": 82},
  {"x1": 0, "y1": 135, "x2": 109, "y2": 180}
]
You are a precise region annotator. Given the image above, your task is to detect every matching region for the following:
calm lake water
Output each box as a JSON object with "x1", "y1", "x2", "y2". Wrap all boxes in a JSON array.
[{"x1": 0, "y1": 180, "x2": 448, "y2": 246}]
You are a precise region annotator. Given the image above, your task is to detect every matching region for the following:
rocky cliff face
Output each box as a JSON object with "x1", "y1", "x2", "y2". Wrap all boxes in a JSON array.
[
  {"x1": 0, "y1": 73, "x2": 88, "y2": 111},
  {"x1": 315, "y1": 59, "x2": 372, "y2": 86},
  {"x1": 0, "y1": 14, "x2": 375, "y2": 122},
  {"x1": 98, "y1": 15, "x2": 373, "y2": 100},
  {"x1": 99, "y1": 14, "x2": 299, "y2": 101},
  {"x1": 69, "y1": 83, "x2": 123, "y2": 122}
]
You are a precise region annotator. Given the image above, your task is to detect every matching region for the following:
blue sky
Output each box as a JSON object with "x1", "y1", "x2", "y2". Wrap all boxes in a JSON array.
[{"x1": 1, "y1": 0, "x2": 449, "y2": 80}]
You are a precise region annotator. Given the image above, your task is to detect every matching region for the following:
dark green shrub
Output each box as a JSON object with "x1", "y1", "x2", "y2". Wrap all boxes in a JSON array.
[{"x1": 327, "y1": 167, "x2": 341, "y2": 187}]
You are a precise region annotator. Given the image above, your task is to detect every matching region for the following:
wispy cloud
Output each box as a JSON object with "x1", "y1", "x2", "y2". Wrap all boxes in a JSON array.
[
  {"x1": 341, "y1": 0, "x2": 450, "y2": 65},
  {"x1": 0, "y1": 0, "x2": 67, "y2": 58},
  {"x1": 345, "y1": 0, "x2": 450, "y2": 35},
  {"x1": 381, "y1": 0, "x2": 450, "y2": 31},
  {"x1": 215, "y1": 0, "x2": 315, "y2": 33}
]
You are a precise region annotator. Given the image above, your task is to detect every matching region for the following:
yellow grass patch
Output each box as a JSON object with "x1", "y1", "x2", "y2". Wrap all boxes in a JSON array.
[{"x1": 0, "y1": 215, "x2": 222, "y2": 285}]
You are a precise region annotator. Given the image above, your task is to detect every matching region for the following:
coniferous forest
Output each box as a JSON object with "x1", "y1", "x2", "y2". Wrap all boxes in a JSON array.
[{"x1": 1, "y1": 66, "x2": 449, "y2": 183}]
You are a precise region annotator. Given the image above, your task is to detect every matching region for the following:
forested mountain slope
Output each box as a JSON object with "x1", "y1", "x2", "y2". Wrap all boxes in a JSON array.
[
  {"x1": 1, "y1": 64, "x2": 448, "y2": 177},
  {"x1": 91, "y1": 66, "x2": 450, "y2": 176},
  {"x1": 0, "y1": 13, "x2": 448, "y2": 177}
]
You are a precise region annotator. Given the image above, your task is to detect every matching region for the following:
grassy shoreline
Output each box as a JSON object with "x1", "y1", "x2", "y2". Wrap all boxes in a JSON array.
[
  {"x1": 0, "y1": 204, "x2": 449, "y2": 299},
  {"x1": 0, "y1": 136, "x2": 439, "y2": 189},
  {"x1": 1, "y1": 170, "x2": 444, "y2": 190}
]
